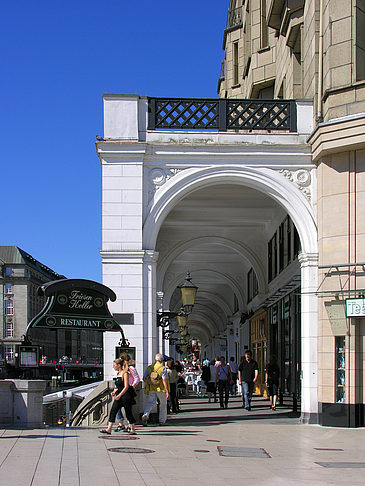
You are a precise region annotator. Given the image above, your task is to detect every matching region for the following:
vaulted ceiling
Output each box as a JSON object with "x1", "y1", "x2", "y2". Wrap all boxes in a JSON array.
[{"x1": 156, "y1": 183, "x2": 287, "y2": 343}]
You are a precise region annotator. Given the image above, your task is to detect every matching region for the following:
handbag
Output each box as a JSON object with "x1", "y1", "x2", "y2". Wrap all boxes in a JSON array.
[{"x1": 220, "y1": 365, "x2": 233, "y2": 385}]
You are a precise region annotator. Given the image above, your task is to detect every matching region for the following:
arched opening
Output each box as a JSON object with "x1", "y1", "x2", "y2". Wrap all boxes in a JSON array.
[{"x1": 148, "y1": 167, "x2": 317, "y2": 418}]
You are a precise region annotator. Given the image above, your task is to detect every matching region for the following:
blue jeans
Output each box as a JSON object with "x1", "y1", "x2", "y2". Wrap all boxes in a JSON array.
[{"x1": 241, "y1": 381, "x2": 254, "y2": 408}]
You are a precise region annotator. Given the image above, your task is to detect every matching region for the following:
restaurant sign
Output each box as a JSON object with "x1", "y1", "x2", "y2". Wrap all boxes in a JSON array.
[
  {"x1": 26, "y1": 279, "x2": 123, "y2": 333},
  {"x1": 346, "y1": 298, "x2": 365, "y2": 318}
]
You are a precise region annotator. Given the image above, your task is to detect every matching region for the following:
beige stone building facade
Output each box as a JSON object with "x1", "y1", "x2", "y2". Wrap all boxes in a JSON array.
[
  {"x1": 219, "y1": 0, "x2": 365, "y2": 426},
  {"x1": 0, "y1": 247, "x2": 65, "y2": 364}
]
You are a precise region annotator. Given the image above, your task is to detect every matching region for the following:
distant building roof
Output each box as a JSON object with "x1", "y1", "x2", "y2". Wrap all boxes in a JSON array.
[{"x1": 0, "y1": 246, "x2": 66, "y2": 280}]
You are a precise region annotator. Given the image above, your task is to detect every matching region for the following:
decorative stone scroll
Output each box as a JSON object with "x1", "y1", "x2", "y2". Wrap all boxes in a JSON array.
[
  {"x1": 148, "y1": 167, "x2": 184, "y2": 202},
  {"x1": 278, "y1": 169, "x2": 312, "y2": 201}
]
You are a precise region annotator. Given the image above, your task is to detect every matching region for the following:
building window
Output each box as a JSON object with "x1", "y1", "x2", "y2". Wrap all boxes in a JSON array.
[
  {"x1": 233, "y1": 41, "x2": 239, "y2": 85},
  {"x1": 5, "y1": 283, "x2": 13, "y2": 294},
  {"x1": 4, "y1": 300, "x2": 13, "y2": 315},
  {"x1": 5, "y1": 267, "x2": 13, "y2": 277},
  {"x1": 293, "y1": 224, "x2": 301, "y2": 258},
  {"x1": 279, "y1": 221, "x2": 285, "y2": 272},
  {"x1": 356, "y1": 0, "x2": 365, "y2": 81},
  {"x1": 268, "y1": 234, "x2": 277, "y2": 281},
  {"x1": 335, "y1": 336, "x2": 346, "y2": 403},
  {"x1": 4, "y1": 320, "x2": 13, "y2": 338},
  {"x1": 287, "y1": 216, "x2": 292, "y2": 264},
  {"x1": 233, "y1": 294, "x2": 239, "y2": 313},
  {"x1": 260, "y1": 0, "x2": 268, "y2": 48},
  {"x1": 5, "y1": 345, "x2": 14, "y2": 362},
  {"x1": 247, "y1": 268, "x2": 259, "y2": 302}
]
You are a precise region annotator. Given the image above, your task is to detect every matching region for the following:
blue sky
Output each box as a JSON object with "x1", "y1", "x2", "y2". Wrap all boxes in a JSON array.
[{"x1": 1, "y1": 0, "x2": 229, "y2": 282}]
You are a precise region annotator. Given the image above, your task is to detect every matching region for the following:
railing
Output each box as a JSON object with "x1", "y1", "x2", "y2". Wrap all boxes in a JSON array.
[
  {"x1": 148, "y1": 98, "x2": 297, "y2": 132},
  {"x1": 226, "y1": 6, "x2": 242, "y2": 29}
]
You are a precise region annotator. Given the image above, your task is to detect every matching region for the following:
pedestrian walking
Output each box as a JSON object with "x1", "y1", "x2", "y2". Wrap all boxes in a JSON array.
[
  {"x1": 238, "y1": 350, "x2": 259, "y2": 411},
  {"x1": 166, "y1": 358, "x2": 179, "y2": 413},
  {"x1": 115, "y1": 352, "x2": 140, "y2": 432},
  {"x1": 141, "y1": 353, "x2": 170, "y2": 426},
  {"x1": 228, "y1": 356, "x2": 238, "y2": 395},
  {"x1": 100, "y1": 358, "x2": 137, "y2": 435},
  {"x1": 215, "y1": 356, "x2": 232, "y2": 409},
  {"x1": 201, "y1": 360, "x2": 211, "y2": 387},
  {"x1": 265, "y1": 355, "x2": 280, "y2": 410},
  {"x1": 207, "y1": 359, "x2": 217, "y2": 402}
]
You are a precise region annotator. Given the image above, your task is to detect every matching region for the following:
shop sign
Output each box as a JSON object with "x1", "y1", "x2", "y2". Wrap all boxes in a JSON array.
[
  {"x1": 346, "y1": 298, "x2": 365, "y2": 318},
  {"x1": 26, "y1": 279, "x2": 123, "y2": 333}
]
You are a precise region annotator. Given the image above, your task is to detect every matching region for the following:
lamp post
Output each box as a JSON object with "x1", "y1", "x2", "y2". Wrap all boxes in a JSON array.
[
  {"x1": 157, "y1": 272, "x2": 198, "y2": 346},
  {"x1": 178, "y1": 272, "x2": 198, "y2": 316}
]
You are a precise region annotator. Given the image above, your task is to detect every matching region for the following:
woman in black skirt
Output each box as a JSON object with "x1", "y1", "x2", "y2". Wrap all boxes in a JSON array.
[{"x1": 100, "y1": 358, "x2": 137, "y2": 435}]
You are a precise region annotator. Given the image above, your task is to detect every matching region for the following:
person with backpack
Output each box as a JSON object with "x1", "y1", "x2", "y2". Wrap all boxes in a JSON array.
[
  {"x1": 265, "y1": 355, "x2": 280, "y2": 410},
  {"x1": 141, "y1": 353, "x2": 170, "y2": 426}
]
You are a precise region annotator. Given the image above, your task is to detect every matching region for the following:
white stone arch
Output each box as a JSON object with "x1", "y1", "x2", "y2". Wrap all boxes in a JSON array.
[
  {"x1": 145, "y1": 164, "x2": 318, "y2": 421},
  {"x1": 144, "y1": 165, "x2": 317, "y2": 255},
  {"x1": 157, "y1": 236, "x2": 267, "y2": 295}
]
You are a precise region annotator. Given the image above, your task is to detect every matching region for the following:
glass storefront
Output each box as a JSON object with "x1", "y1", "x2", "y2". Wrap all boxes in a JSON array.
[{"x1": 268, "y1": 288, "x2": 301, "y2": 403}]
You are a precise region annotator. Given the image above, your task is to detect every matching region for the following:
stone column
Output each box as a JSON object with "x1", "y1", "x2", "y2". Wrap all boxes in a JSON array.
[
  {"x1": 143, "y1": 250, "x2": 159, "y2": 368},
  {"x1": 102, "y1": 250, "x2": 145, "y2": 380},
  {"x1": 298, "y1": 252, "x2": 319, "y2": 423}
]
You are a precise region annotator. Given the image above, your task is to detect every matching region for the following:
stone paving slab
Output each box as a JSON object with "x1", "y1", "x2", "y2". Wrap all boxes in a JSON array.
[{"x1": 0, "y1": 396, "x2": 365, "y2": 485}]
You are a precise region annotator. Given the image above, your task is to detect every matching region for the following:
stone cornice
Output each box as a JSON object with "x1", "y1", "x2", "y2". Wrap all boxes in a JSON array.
[
  {"x1": 99, "y1": 250, "x2": 159, "y2": 264},
  {"x1": 308, "y1": 113, "x2": 365, "y2": 162}
]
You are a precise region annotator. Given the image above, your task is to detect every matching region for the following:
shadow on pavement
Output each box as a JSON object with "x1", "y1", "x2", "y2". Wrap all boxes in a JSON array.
[{"x1": 167, "y1": 411, "x2": 301, "y2": 426}]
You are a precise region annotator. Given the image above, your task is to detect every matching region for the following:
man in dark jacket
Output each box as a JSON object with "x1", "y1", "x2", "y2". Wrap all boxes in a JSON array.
[{"x1": 238, "y1": 350, "x2": 259, "y2": 411}]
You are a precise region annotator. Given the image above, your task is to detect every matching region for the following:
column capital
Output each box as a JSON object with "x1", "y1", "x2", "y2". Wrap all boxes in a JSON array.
[{"x1": 143, "y1": 250, "x2": 159, "y2": 264}]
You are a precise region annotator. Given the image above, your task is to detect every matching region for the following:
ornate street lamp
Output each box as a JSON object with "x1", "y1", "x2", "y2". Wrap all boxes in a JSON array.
[
  {"x1": 178, "y1": 272, "x2": 198, "y2": 315},
  {"x1": 157, "y1": 272, "x2": 198, "y2": 329},
  {"x1": 157, "y1": 272, "x2": 198, "y2": 350}
]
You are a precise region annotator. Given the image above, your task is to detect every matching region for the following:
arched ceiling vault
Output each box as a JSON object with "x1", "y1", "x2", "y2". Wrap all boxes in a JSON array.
[{"x1": 157, "y1": 236, "x2": 267, "y2": 294}]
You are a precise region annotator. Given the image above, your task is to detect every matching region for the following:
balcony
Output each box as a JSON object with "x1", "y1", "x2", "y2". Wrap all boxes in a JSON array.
[
  {"x1": 148, "y1": 98, "x2": 297, "y2": 132},
  {"x1": 226, "y1": 6, "x2": 242, "y2": 30}
]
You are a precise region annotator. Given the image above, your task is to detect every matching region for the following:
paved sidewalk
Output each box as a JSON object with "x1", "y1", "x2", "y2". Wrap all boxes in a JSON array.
[{"x1": 1, "y1": 396, "x2": 364, "y2": 486}]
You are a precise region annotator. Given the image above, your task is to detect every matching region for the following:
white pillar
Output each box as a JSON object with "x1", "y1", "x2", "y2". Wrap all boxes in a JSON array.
[
  {"x1": 102, "y1": 250, "x2": 145, "y2": 380},
  {"x1": 298, "y1": 252, "x2": 319, "y2": 423},
  {"x1": 143, "y1": 250, "x2": 159, "y2": 367}
]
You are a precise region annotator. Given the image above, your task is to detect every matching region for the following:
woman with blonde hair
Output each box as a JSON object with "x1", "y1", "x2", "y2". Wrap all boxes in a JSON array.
[{"x1": 100, "y1": 358, "x2": 137, "y2": 435}]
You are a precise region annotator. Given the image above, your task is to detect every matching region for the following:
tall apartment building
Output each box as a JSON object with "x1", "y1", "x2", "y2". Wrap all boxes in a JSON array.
[
  {"x1": 0, "y1": 246, "x2": 65, "y2": 363},
  {"x1": 219, "y1": 0, "x2": 365, "y2": 426}
]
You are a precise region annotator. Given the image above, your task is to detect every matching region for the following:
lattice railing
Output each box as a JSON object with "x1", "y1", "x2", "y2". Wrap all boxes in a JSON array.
[{"x1": 148, "y1": 98, "x2": 297, "y2": 132}]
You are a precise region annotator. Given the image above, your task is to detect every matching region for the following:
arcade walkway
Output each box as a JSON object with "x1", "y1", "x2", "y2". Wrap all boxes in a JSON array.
[{"x1": 1, "y1": 396, "x2": 364, "y2": 486}]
